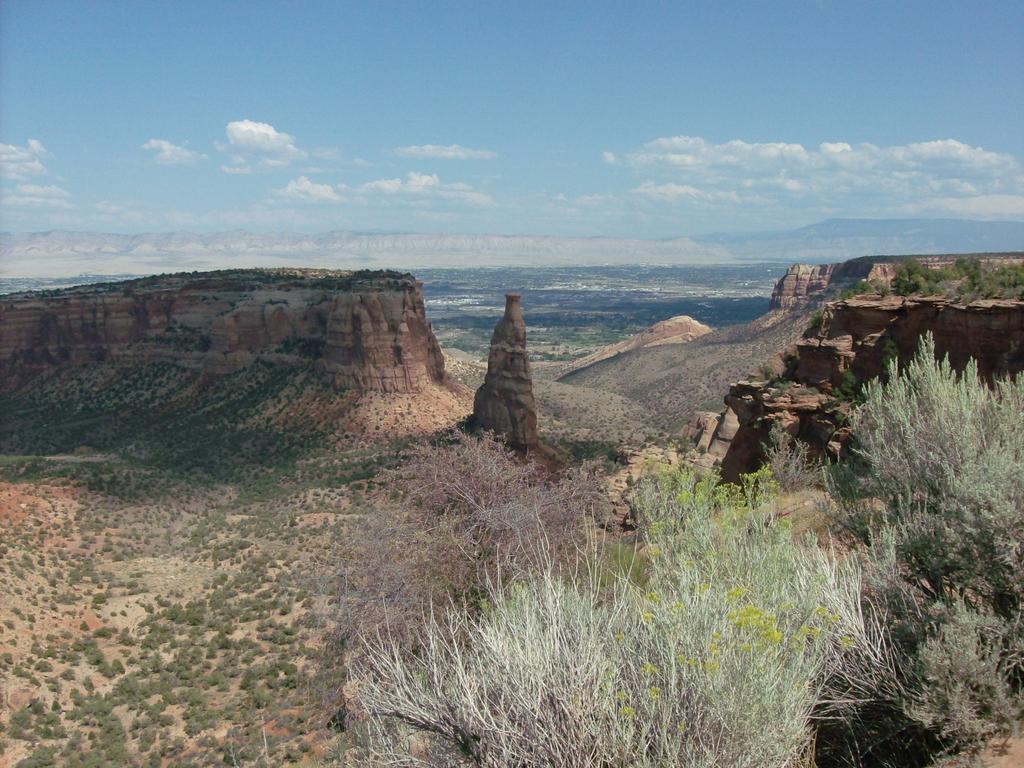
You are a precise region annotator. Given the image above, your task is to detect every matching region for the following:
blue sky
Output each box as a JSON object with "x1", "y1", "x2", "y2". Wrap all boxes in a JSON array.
[{"x1": 1, "y1": 0, "x2": 1022, "y2": 237}]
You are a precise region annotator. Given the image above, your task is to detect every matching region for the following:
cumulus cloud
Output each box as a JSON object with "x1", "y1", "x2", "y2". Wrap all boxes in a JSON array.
[
  {"x1": 394, "y1": 144, "x2": 496, "y2": 160},
  {"x1": 218, "y1": 119, "x2": 307, "y2": 172},
  {"x1": 142, "y1": 138, "x2": 205, "y2": 165},
  {"x1": 1, "y1": 139, "x2": 51, "y2": 180},
  {"x1": 277, "y1": 175, "x2": 341, "y2": 202},
  {"x1": 612, "y1": 135, "x2": 1024, "y2": 218},
  {"x1": 2, "y1": 183, "x2": 74, "y2": 209}
]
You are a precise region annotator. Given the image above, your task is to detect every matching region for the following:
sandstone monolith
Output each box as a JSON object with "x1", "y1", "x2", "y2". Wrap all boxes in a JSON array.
[{"x1": 472, "y1": 293, "x2": 541, "y2": 454}]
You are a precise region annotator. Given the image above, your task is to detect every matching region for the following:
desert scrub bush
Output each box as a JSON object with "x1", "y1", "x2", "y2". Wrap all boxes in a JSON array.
[
  {"x1": 317, "y1": 431, "x2": 609, "y2": 725},
  {"x1": 326, "y1": 431, "x2": 607, "y2": 647},
  {"x1": 350, "y1": 465, "x2": 887, "y2": 767},
  {"x1": 826, "y1": 334, "x2": 1024, "y2": 765},
  {"x1": 764, "y1": 421, "x2": 818, "y2": 493}
]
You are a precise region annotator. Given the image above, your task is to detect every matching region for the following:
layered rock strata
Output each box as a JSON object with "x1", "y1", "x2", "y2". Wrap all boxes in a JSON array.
[
  {"x1": 768, "y1": 260, "x2": 897, "y2": 309},
  {"x1": 719, "y1": 294, "x2": 1024, "y2": 480},
  {"x1": 0, "y1": 269, "x2": 446, "y2": 394},
  {"x1": 472, "y1": 294, "x2": 542, "y2": 454}
]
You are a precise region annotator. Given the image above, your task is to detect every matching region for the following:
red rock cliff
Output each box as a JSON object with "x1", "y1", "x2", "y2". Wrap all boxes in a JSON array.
[
  {"x1": 768, "y1": 260, "x2": 897, "y2": 309},
  {"x1": 720, "y1": 294, "x2": 1024, "y2": 481},
  {"x1": 0, "y1": 269, "x2": 446, "y2": 394}
]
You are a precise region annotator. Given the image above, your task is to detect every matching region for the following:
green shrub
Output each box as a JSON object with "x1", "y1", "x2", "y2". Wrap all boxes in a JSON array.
[
  {"x1": 808, "y1": 309, "x2": 825, "y2": 332},
  {"x1": 892, "y1": 259, "x2": 948, "y2": 296},
  {"x1": 835, "y1": 369, "x2": 864, "y2": 404},
  {"x1": 890, "y1": 257, "x2": 1024, "y2": 300},
  {"x1": 352, "y1": 466, "x2": 887, "y2": 767}
]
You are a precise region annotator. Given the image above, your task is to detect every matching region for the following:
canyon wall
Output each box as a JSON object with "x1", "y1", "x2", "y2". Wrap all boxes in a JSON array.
[
  {"x1": 719, "y1": 294, "x2": 1024, "y2": 481},
  {"x1": 0, "y1": 269, "x2": 446, "y2": 393}
]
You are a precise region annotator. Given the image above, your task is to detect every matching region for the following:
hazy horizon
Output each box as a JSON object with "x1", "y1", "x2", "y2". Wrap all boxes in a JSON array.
[{"x1": 4, "y1": 217, "x2": 1024, "y2": 278}]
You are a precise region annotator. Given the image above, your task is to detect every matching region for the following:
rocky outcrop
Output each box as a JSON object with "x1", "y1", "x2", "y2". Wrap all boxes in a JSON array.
[
  {"x1": 768, "y1": 260, "x2": 898, "y2": 309},
  {"x1": 684, "y1": 407, "x2": 740, "y2": 468},
  {"x1": 561, "y1": 315, "x2": 712, "y2": 376},
  {"x1": 720, "y1": 294, "x2": 1024, "y2": 480},
  {"x1": 0, "y1": 269, "x2": 446, "y2": 394},
  {"x1": 472, "y1": 294, "x2": 542, "y2": 455}
]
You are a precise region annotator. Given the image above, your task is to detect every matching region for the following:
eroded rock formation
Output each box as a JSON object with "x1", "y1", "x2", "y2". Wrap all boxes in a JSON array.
[
  {"x1": 720, "y1": 294, "x2": 1024, "y2": 481},
  {"x1": 768, "y1": 260, "x2": 898, "y2": 310},
  {"x1": 472, "y1": 294, "x2": 542, "y2": 454},
  {"x1": 684, "y1": 407, "x2": 740, "y2": 467},
  {"x1": 0, "y1": 269, "x2": 446, "y2": 394}
]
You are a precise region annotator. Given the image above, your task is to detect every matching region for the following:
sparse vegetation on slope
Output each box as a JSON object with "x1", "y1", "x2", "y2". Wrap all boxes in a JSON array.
[{"x1": 560, "y1": 310, "x2": 811, "y2": 430}]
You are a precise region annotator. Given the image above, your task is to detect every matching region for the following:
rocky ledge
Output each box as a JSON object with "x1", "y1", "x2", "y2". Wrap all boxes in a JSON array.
[
  {"x1": 0, "y1": 269, "x2": 446, "y2": 394},
  {"x1": 713, "y1": 294, "x2": 1024, "y2": 480}
]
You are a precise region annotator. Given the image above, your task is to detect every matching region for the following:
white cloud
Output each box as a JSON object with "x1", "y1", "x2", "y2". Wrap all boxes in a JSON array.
[
  {"x1": 269, "y1": 171, "x2": 494, "y2": 208},
  {"x1": 364, "y1": 171, "x2": 439, "y2": 193},
  {"x1": 3, "y1": 183, "x2": 74, "y2": 209},
  {"x1": 634, "y1": 182, "x2": 708, "y2": 201},
  {"x1": 218, "y1": 119, "x2": 307, "y2": 172},
  {"x1": 394, "y1": 144, "x2": 496, "y2": 160},
  {"x1": 225, "y1": 119, "x2": 302, "y2": 156},
  {"x1": 615, "y1": 134, "x2": 1024, "y2": 218},
  {"x1": 632, "y1": 182, "x2": 742, "y2": 204},
  {"x1": 142, "y1": 139, "x2": 205, "y2": 165},
  {"x1": 361, "y1": 177, "x2": 403, "y2": 193},
  {"x1": 278, "y1": 176, "x2": 341, "y2": 202},
  {"x1": 359, "y1": 171, "x2": 493, "y2": 206},
  {"x1": 1, "y1": 139, "x2": 50, "y2": 180},
  {"x1": 601, "y1": 151, "x2": 617, "y2": 164}
]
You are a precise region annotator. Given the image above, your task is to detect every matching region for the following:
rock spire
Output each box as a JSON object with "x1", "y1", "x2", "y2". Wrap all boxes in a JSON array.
[{"x1": 472, "y1": 293, "x2": 541, "y2": 454}]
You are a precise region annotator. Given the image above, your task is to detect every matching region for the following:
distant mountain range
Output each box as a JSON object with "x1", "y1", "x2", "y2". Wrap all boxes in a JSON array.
[{"x1": 3, "y1": 218, "x2": 1023, "y2": 278}]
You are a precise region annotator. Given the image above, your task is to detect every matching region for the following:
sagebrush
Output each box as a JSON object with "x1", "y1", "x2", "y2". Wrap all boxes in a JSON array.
[
  {"x1": 351, "y1": 465, "x2": 889, "y2": 767},
  {"x1": 826, "y1": 334, "x2": 1024, "y2": 764}
]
